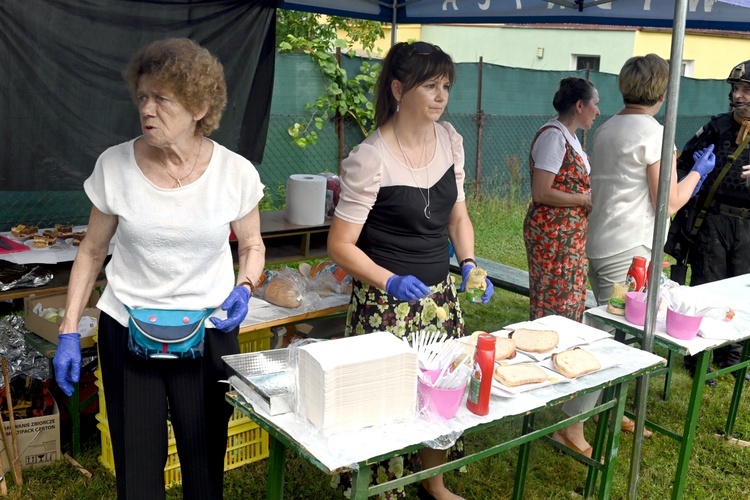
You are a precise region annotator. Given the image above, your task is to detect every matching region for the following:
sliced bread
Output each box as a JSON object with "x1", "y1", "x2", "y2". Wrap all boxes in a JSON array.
[
  {"x1": 493, "y1": 363, "x2": 548, "y2": 387},
  {"x1": 552, "y1": 347, "x2": 601, "y2": 379},
  {"x1": 509, "y1": 328, "x2": 559, "y2": 353},
  {"x1": 494, "y1": 337, "x2": 517, "y2": 361}
]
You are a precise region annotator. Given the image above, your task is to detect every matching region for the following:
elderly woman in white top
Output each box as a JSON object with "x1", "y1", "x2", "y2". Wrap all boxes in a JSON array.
[{"x1": 52, "y1": 38, "x2": 265, "y2": 499}]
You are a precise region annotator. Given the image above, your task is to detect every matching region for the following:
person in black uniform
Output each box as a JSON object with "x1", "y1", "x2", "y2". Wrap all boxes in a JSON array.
[{"x1": 680, "y1": 59, "x2": 750, "y2": 385}]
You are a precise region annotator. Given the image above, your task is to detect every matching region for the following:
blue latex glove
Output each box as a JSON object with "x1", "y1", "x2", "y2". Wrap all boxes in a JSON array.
[
  {"x1": 690, "y1": 144, "x2": 716, "y2": 197},
  {"x1": 386, "y1": 275, "x2": 431, "y2": 302},
  {"x1": 210, "y1": 285, "x2": 251, "y2": 332},
  {"x1": 53, "y1": 333, "x2": 81, "y2": 397},
  {"x1": 459, "y1": 264, "x2": 495, "y2": 304}
]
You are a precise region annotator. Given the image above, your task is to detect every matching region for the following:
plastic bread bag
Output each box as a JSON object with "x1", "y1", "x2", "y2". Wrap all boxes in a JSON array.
[
  {"x1": 256, "y1": 267, "x2": 310, "y2": 309},
  {"x1": 302, "y1": 260, "x2": 353, "y2": 296}
]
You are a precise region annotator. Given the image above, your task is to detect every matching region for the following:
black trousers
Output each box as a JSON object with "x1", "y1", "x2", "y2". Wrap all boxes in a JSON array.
[
  {"x1": 98, "y1": 312, "x2": 239, "y2": 500},
  {"x1": 684, "y1": 210, "x2": 750, "y2": 373}
]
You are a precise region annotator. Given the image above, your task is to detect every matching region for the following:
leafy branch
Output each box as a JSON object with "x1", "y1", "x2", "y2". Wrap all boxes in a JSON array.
[{"x1": 279, "y1": 35, "x2": 381, "y2": 148}]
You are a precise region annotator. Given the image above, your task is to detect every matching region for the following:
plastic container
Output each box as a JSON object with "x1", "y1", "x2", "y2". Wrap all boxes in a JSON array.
[
  {"x1": 466, "y1": 333, "x2": 496, "y2": 416},
  {"x1": 666, "y1": 308, "x2": 703, "y2": 340},
  {"x1": 418, "y1": 370, "x2": 466, "y2": 419},
  {"x1": 626, "y1": 256, "x2": 647, "y2": 292},
  {"x1": 625, "y1": 291, "x2": 648, "y2": 325}
]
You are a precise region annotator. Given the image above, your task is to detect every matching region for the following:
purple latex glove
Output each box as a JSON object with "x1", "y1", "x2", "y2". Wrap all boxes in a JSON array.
[
  {"x1": 459, "y1": 263, "x2": 495, "y2": 304},
  {"x1": 53, "y1": 333, "x2": 81, "y2": 397},
  {"x1": 386, "y1": 275, "x2": 431, "y2": 302},
  {"x1": 210, "y1": 285, "x2": 251, "y2": 332},
  {"x1": 690, "y1": 144, "x2": 716, "y2": 196}
]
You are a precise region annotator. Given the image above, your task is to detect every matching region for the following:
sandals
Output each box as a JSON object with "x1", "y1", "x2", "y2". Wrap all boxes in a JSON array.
[
  {"x1": 621, "y1": 417, "x2": 653, "y2": 438},
  {"x1": 551, "y1": 430, "x2": 593, "y2": 458}
]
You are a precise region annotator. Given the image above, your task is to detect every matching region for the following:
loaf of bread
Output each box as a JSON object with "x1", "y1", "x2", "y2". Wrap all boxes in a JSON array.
[
  {"x1": 264, "y1": 277, "x2": 303, "y2": 308},
  {"x1": 510, "y1": 328, "x2": 559, "y2": 353},
  {"x1": 493, "y1": 363, "x2": 548, "y2": 387},
  {"x1": 552, "y1": 348, "x2": 601, "y2": 379},
  {"x1": 494, "y1": 337, "x2": 517, "y2": 361}
]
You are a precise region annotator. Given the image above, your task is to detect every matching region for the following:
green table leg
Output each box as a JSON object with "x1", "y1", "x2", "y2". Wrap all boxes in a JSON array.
[
  {"x1": 724, "y1": 339, "x2": 750, "y2": 439},
  {"x1": 350, "y1": 462, "x2": 371, "y2": 500},
  {"x1": 662, "y1": 350, "x2": 673, "y2": 402},
  {"x1": 672, "y1": 350, "x2": 710, "y2": 500},
  {"x1": 266, "y1": 435, "x2": 287, "y2": 500},
  {"x1": 596, "y1": 383, "x2": 628, "y2": 500},
  {"x1": 512, "y1": 413, "x2": 534, "y2": 500}
]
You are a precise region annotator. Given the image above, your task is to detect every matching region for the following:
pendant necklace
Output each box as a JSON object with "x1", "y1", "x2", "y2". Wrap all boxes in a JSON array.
[
  {"x1": 394, "y1": 126, "x2": 430, "y2": 219},
  {"x1": 161, "y1": 138, "x2": 203, "y2": 188}
]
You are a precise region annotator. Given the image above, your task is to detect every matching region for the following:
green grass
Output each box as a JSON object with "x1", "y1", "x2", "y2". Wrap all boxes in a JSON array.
[{"x1": 5, "y1": 197, "x2": 749, "y2": 499}]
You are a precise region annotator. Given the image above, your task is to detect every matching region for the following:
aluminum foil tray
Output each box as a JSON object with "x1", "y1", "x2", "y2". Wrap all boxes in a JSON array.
[{"x1": 223, "y1": 350, "x2": 295, "y2": 415}]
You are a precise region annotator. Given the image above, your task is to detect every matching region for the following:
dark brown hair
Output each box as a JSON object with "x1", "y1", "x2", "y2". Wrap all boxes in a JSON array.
[
  {"x1": 553, "y1": 77, "x2": 597, "y2": 119},
  {"x1": 374, "y1": 41, "x2": 456, "y2": 128}
]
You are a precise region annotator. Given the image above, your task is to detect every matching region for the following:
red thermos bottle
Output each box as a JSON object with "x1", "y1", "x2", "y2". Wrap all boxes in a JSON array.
[
  {"x1": 466, "y1": 333, "x2": 496, "y2": 416},
  {"x1": 626, "y1": 256, "x2": 647, "y2": 292}
]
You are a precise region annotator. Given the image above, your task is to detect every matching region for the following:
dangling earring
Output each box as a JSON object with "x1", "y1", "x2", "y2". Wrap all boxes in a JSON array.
[{"x1": 396, "y1": 100, "x2": 400, "y2": 113}]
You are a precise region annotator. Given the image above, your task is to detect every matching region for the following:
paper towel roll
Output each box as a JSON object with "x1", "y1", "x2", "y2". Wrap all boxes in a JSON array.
[{"x1": 285, "y1": 174, "x2": 327, "y2": 225}]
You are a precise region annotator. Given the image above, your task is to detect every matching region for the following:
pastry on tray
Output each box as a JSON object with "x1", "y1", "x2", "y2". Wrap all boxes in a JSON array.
[{"x1": 10, "y1": 224, "x2": 39, "y2": 238}]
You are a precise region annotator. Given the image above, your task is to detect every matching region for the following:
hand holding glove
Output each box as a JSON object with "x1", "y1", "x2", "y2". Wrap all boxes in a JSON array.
[
  {"x1": 458, "y1": 263, "x2": 495, "y2": 304},
  {"x1": 210, "y1": 285, "x2": 251, "y2": 333},
  {"x1": 53, "y1": 333, "x2": 81, "y2": 397},
  {"x1": 386, "y1": 275, "x2": 431, "y2": 302}
]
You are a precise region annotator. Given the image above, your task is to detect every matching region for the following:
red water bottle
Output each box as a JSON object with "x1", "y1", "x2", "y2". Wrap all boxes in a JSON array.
[
  {"x1": 466, "y1": 334, "x2": 496, "y2": 416},
  {"x1": 626, "y1": 256, "x2": 647, "y2": 292}
]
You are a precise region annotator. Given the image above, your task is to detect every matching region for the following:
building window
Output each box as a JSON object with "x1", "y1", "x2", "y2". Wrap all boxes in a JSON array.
[{"x1": 572, "y1": 55, "x2": 600, "y2": 71}]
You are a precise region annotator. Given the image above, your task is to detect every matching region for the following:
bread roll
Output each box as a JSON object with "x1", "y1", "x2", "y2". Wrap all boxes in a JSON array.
[
  {"x1": 264, "y1": 277, "x2": 303, "y2": 308},
  {"x1": 493, "y1": 363, "x2": 548, "y2": 387},
  {"x1": 510, "y1": 328, "x2": 559, "y2": 353},
  {"x1": 552, "y1": 348, "x2": 601, "y2": 379},
  {"x1": 465, "y1": 267, "x2": 488, "y2": 291}
]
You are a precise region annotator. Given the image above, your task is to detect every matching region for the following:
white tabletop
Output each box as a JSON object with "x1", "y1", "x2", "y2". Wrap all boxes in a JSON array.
[
  {"x1": 0, "y1": 226, "x2": 115, "y2": 265},
  {"x1": 584, "y1": 274, "x2": 750, "y2": 356},
  {"x1": 230, "y1": 316, "x2": 665, "y2": 472}
]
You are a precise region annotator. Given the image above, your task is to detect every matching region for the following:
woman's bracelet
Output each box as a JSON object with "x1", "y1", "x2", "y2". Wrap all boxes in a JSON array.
[
  {"x1": 459, "y1": 258, "x2": 477, "y2": 268},
  {"x1": 238, "y1": 277, "x2": 257, "y2": 294}
]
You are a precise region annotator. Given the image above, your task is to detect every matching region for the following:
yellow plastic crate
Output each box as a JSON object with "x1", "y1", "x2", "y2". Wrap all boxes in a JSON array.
[
  {"x1": 98, "y1": 408, "x2": 268, "y2": 488},
  {"x1": 238, "y1": 327, "x2": 272, "y2": 353},
  {"x1": 96, "y1": 327, "x2": 273, "y2": 489}
]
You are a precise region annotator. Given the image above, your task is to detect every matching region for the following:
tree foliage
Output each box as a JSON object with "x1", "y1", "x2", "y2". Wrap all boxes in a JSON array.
[{"x1": 276, "y1": 10, "x2": 385, "y2": 148}]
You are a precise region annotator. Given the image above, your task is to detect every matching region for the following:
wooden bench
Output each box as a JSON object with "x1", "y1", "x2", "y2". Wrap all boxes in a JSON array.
[{"x1": 449, "y1": 256, "x2": 598, "y2": 309}]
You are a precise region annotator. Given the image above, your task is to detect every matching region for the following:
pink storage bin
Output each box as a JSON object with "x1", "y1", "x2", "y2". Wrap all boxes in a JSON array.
[{"x1": 418, "y1": 369, "x2": 466, "y2": 419}]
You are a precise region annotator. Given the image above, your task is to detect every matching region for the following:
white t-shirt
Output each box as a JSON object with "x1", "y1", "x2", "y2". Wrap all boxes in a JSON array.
[
  {"x1": 531, "y1": 119, "x2": 591, "y2": 175},
  {"x1": 84, "y1": 138, "x2": 265, "y2": 326},
  {"x1": 587, "y1": 114, "x2": 671, "y2": 259}
]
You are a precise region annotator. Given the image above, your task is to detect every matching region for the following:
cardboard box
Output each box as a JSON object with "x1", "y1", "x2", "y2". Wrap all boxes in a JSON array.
[
  {"x1": 24, "y1": 291, "x2": 99, "y2": 349},
  {"x1": 0, "y1": 402, "x2": 61, "y2": 468}
]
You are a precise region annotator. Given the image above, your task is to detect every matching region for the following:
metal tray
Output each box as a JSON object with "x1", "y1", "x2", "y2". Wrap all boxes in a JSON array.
[{"x1": 223, "y1": 350, "x2": 295, "y2": 415}]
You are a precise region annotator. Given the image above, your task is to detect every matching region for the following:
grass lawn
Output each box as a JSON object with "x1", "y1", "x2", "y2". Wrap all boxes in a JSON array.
[{"x1": 4, "y1": 197, "x2": 749, "y2": 499}]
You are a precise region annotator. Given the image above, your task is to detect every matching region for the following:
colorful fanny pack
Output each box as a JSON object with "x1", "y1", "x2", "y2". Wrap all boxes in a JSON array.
[{"x1": 126, "y1": 307, "x2": 213, "y2": 360}]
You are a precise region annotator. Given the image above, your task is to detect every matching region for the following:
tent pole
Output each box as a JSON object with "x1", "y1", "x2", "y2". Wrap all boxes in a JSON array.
[
  {"x1": 627, "y1": 0, "x2": 689, "y2": 497},
  {"x1": 390, "y1": 0, "x2": 398, "y2": 46}
]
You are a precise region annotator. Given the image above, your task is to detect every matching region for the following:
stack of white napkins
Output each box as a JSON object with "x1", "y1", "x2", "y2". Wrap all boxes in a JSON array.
[{"x1": 298, "y1": 331, "x2": 418, "y2": 435}]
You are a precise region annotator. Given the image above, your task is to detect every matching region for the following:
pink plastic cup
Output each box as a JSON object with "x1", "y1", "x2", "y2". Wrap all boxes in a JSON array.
[
  {"x1": 665, "y1": 308, "x2": 703, "y2": 340},
  {"x1": 418, "y1": 369, "x2": 466, "y2": 419},
  {"x1": 624, "y1": 291, "x2": 661, "y2": 326}
]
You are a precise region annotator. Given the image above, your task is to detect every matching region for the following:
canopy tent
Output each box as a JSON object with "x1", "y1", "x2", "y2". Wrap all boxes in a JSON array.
[
  {"x1": 280, "y1": 1, "x2": 748, "y2": 498},
  {"x1": 280, "y1": 0, "x2": 750, "y2": 31}
]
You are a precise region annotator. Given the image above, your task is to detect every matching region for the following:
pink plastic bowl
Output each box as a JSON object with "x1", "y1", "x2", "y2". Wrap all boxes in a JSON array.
[
  {"x1": 625, "y1": 291, "x2": 648, "y2": 325},
  {"x1": 665, "y1": 308, "x2": 703, "y2": 340},
  {"x1": 418, "y1": 370, "x2": 466, "y2": 419}
]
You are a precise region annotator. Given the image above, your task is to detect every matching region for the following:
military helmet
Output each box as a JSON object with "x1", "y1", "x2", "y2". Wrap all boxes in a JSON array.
[{"x1": 727, "y1": 60, "x2": 750, "y2": 85}]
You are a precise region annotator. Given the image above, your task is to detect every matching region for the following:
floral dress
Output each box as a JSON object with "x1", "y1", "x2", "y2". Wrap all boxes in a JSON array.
[{"x1": 523, "y1": 124, "x2": 591, "y2": 322}]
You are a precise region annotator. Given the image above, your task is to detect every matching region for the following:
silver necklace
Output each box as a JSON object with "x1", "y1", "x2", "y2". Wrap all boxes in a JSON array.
[
  {"x1": 394, "y1": 127, "x2": 430, "y2": 219},
  {"x1": 161, "y1": 138, "x2": 203, "y2": 188}
]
